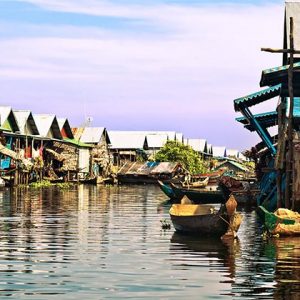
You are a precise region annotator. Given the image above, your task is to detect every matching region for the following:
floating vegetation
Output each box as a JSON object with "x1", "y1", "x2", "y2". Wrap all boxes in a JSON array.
[
  {"x1": 55, "y1": 182, "x2": 72, "y2": 189},
  {"x1": 30, "y1": 180, "x2": 52, "y2": 188},
  {"x1": 29, "y1": 180, "x2": 72, "y2": 189},
  {"x1": 160, "y1": 219, "x2": 171, "y2": 230}
]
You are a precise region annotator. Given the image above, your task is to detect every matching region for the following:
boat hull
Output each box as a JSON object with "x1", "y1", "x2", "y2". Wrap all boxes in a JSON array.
[
  {"x1": 171, "y1": 183, "x2": 225, "y2": 204},
  {"x1": 169, "y1": 204, "x2": 229, "y2": 236}
]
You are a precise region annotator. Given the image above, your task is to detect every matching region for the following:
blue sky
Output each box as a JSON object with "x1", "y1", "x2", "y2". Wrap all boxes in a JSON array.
[{"x1": 0, "y1": 0, "x2": 284, "y2": 150}]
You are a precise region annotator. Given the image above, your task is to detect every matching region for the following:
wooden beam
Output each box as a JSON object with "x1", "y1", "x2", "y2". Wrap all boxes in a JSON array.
[
  {"x1": 285, "y1": 17, "x2": 295, "y2": 209},
  {"x1": 261, "y1": 48, "x2": 300, "y2": 54}
]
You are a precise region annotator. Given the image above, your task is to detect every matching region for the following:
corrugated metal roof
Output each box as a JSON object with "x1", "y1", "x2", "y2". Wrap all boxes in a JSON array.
[
  {"x1": 108, "y1": 131, "x2": 148, "y2": 149},
  {"x1": 260, "y1": 62, "x2": 300, "y2": 87},
  {"x1": 146, "y1": 134, "x2": 168, "y2": 148},
  {"x1": 186, "y1": 139, "x2": 207, "y2": 153},
  {"x1": 212, "y1": 146, "x2": 226, "y2": 158},
  {"x1": 217, "y1": 160, "x2": 249, "y2": 172},
  {"x1": 236, "y1": 111, "x2": 278, "y2": 132},
  {"x1": 13, "y1": 110, "x2": 39, "y2": 135},
  {"x1": 79, "y1": 127, "x2": 105, "y2": 144},
  {"x1": 233, "y1": 85, "x2": 281, "y2": 111},
  {"x1": 151, "y1": 162, "x2": 180, "y2": 174},
  {"x1": 33, "y1": 114, "x2": 62, "y2": 139},
  {"x1": 236, "y1": 110, "x2": 277, "y2": 124},
  {"x1": 0, "y1": 106, "x2": 19, "y2": 132},
  {"x1": 117, "y1": 161, "x2": 179, "y2": 175}
]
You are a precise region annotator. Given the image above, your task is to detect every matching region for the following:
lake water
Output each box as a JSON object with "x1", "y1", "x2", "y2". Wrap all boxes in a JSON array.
[{"x1": 0, "y1": 185, "x2": 299, "y2": 299}]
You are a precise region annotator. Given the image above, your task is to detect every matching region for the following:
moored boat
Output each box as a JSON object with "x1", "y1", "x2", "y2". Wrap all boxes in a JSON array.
[
  {"x1": 169, "y1": 202, "x2": 243, "y2": 237},
  {"x1": 258, "y1": 206, "x2": 300, "y2": 236},
  {"x1": 169, "y1": 204, "x2": 229, "y2": 236},
  {"x1": 170, "y1": 183, "x2": 226, "y2": 204}
]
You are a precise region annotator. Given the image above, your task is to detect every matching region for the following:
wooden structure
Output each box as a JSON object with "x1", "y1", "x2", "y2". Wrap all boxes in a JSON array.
[{"x1": 234, "y1": 2, "x2": 300, "y2": 212}]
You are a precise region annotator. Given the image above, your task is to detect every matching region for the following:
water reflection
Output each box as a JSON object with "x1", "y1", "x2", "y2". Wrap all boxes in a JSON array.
[
  {"x1": 263, "y1": 237, "x2": 300, "y2": 300},
  {"x1": 0, "y1": 185, "x2": 299, "y2": 298},
  {"x1": 170, "y1": 233, "x2": 240, "y2": 279}
]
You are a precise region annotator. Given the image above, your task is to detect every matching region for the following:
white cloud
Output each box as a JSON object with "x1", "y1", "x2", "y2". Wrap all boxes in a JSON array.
[{"x1": 0, "y1": 1, "x2": 285, "y2": 149}]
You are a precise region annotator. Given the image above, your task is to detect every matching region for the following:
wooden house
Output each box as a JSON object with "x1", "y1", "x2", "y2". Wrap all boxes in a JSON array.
[
  {"x1": 75, "y1": 127, "x2": 111, "y2": 177},
  {"x1": 108, "y1": 131, "x2": 148, "y2": 166}
]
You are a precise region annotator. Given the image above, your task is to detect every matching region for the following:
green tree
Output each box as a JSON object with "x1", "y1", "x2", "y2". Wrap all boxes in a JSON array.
[{"x1": 154, "y1": 141, "x2": 207, "y2": 174}]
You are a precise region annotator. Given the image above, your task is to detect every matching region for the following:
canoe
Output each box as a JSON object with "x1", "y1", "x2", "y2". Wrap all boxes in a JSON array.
[
  {"x1": 258, "y1": 206, "x2": 300, "y2": 236},
  {"x1": 170, "y1": 183, "x2": 226, "y2": 204},
  {"x1": 169, "y1": 196, "x2": 243, "y2": 237},
  {"x1": 157, "y1": 180, "x2": 182, "y2": 201},
  {"x1": 169, "y1": 204, "x2": 229, "y2": 236}
]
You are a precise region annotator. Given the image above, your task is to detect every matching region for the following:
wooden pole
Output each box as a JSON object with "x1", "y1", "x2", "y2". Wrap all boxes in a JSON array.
[{"x1": 285, "y1": 17, "x2": 295, "y2": 209}]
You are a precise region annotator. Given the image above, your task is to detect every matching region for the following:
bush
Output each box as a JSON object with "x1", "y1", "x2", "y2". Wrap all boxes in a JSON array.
[{"x1": 154, "y1": 141, "x2": 207, "y2": 174}]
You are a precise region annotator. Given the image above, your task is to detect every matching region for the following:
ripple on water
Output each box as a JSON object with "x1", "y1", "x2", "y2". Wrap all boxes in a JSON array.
[{"x1": 0, "y1": 185, "x2": 299, "y2": 299}]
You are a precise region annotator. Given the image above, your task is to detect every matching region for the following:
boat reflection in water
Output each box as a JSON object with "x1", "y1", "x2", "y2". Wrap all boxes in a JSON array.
[
  {"x1": 169, "y1": 233, "x2": 241, "y2": 283},
  {"x1": 263, "y1": 237, "x2": 300, "y2": 299}
]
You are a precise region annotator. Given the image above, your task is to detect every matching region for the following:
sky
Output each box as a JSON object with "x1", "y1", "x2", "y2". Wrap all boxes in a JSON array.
[{"x1": 0, "y1": 0, "x2": 286, "y2": 150}]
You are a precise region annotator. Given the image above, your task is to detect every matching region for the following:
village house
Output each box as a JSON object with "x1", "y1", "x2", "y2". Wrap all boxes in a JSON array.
[
  {"x1": 74, "y1": 127, "x2": 111, "y2": 178},
  {"x1": 184, "y1": 138, "x2": 211, "y2": 159},
  {"x1": 108, "y1": 131, "x2": 148, "y2": 166}
]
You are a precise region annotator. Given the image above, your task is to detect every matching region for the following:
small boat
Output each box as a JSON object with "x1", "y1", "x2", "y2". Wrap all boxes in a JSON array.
[
  {"x1": 182, "y1": 176, "x2": 209, "y2": 188},
  {"x1": 170, "y1": 183, "x2": 226, "y2": 204},
  {"x1": 258, "y1": 206, "x2": 300, "y2": 236},
  {"x1": 169, "y1": 204, "x2": 229, "y2": 236},
  {"x1": 157, "y1": 180, "x2": 181, "y2": 201},
  {"x1": 169, "y1": 202, "x2": 242, "y2": 237}
]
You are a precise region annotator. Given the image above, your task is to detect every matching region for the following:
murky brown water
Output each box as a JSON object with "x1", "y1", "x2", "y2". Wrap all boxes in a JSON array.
[{"x1": 0, "y1": 185, "x2": 299, "y2": 299}]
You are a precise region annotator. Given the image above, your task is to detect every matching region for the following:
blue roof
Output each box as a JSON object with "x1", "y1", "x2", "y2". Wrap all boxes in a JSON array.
[
  {"x1": 233, "y1": 85, "x2": 281, "y2": 111},
  {"x1": 236, "y1": 111, "x2": 278, "y2": 132},
  {"x1": 260, "y1": 62, "x2": 300, "y2": 87}
]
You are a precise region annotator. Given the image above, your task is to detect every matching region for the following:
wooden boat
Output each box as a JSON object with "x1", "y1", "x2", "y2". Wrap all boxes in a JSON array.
[
  {"x1": 182, "y1": 176, "x2": 209, "y2": 188},
  {"x1": 157, "y1": 180, "x2": 182, "y2": 201},
  {"x1": 170, "y1": 183, "x2": 226, "y2": 204},
  {"x1": 169, "y1": 202, "x2": 242, "y2": 237},
  {"x1": 259, "y1": 206, "x2": 300, "y2": 236}
]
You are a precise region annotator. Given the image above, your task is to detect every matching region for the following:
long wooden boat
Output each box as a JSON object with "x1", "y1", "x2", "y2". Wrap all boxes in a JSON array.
[
  {"x1": 258, "y1": 206, "x2": 300, "y2": 236},
  {"x1": 170, "y1": 183, "x2": 226, "y2": 204},
  {"x1": 182, "y1": 176, "x2": 209, "y2": 188},
  {"x1": 169, "y1": 196, "x2": 243, "y2": 237}
]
